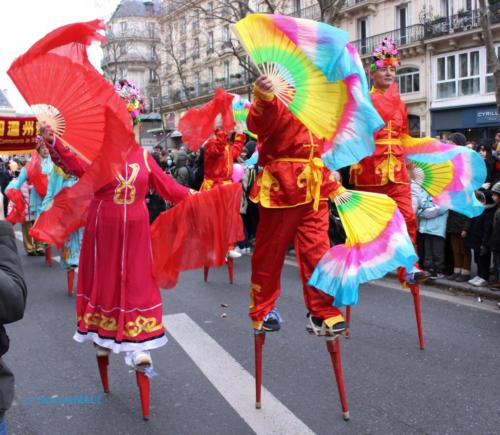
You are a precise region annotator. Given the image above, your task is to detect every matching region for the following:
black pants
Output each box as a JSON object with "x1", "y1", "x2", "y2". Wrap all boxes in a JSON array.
[
  {"x1": 423, "y1": 234, "x2": 445, "y2": 273},
  {"x1": 473, "y1": 248, "x2": 491, "y2": 281}
]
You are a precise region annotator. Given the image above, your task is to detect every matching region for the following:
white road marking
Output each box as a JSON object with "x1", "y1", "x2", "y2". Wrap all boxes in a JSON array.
[{"x1": 164, "y1": 313, "x2": 315, "y2": 435}]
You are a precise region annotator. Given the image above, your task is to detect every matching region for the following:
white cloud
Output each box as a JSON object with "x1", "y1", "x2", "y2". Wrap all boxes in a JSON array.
[{"x1": 0, "y1": 0, "x2": 119, "y2": 113}]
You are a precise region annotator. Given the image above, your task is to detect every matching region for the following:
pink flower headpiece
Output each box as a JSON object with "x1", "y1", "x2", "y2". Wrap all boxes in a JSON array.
[
  {"x1": 370, "y1": 37, "x2": 400, "y2": 71},
  {"x1": 114, "y1": 79, "x2": 145, "y2": 125}
]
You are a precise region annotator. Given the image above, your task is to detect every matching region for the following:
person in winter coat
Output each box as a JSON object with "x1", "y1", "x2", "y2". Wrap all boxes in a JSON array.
[
  {"x1": 465, "y1": 190, "x2": 496, "y2": 287},
  {"x1": 417, "y1": 189, "x2": 449, "y2": 279},
  {"x1": 0, "y1": 191, "x2": 28, "y2": 434},
  {"x1": 446, "y1": 209, "x2": 471, "y2": 282},
  {"x1": 489, "y1": 182, "x2": 500, "y2": 289},
  {"x1": 173, "y1": 150, "x2": 191, "y2": 187}
]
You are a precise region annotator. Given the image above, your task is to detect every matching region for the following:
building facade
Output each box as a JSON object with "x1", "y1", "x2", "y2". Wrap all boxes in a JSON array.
[
  {"x1": 106, "y1": 0, "x2": 500, "y2": 143},
  {"x1": 102, "y1": 0, "x2": 162, "y2": 113}
]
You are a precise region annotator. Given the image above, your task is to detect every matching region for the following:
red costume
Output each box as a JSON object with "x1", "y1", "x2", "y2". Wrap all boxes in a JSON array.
[
  {"x1": 200, "y1": 131, "x2": 245, "y2": 191},
  {"x1": 54, "y1": 144, "x2": 189, "y2": 352},
  {"x1": 350, "y1": 83, "x2": 417, "y2": 247},
  {"x1": 247, "y1": 88, "x2": 345, "y2": 330}
]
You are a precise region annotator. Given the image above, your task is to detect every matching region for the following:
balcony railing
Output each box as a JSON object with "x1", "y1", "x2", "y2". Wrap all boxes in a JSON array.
[
  {"x1": 101, "y1": 53, "x2": 159, "y2": 66},
  {"x1": 424, "y1": 5, "x2": 500, "y2": 38},
  {"x1": 161, "y1": 76, "x2": 250, "y2": 107},
  {"x1": 351, "y1": 24, "x2": 425, "y2": 56},
  {"x1": 289, "y1": 3, "x2": 321, "y2": 20},
  {"x1": 106, "y1": 29, "x2": 160, "y2": 42}
]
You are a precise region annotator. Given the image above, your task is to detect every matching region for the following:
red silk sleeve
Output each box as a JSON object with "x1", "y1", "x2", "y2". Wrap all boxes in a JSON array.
[
  {"x1": 147, "y1": 153, "x2": 190, "y2": 203},
  {"x1": 52, "y1": 138, "x2": 88, "y2": 177},
  {"x1": 231, "y1": 133, "x2": 246, "y2": 160},
  {"x1": 247, "y1": 92, "x2": 281, "y2": 138}
]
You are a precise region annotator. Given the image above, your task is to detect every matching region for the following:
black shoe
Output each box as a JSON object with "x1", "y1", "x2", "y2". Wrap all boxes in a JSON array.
[
  {"x1": 455, "y1": 274, "x2": 471, "y2": 283},
  {"x1": 446, "y1": 273, "x2": 460, "y2": 280},
  {"x1": 262, "y1": 309, "x2": 282, "y2": 332}
]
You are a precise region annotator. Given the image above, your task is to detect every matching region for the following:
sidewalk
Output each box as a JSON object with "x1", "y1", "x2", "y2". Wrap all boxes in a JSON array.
[{"x1": 398, "y1": 274, "x2": 500, "y2": 301}]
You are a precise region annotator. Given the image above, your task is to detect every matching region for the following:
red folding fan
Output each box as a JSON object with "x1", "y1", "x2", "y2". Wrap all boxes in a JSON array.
[
  {"x1": 8, "y1": 20, "x2": 137, "y2": 246},
  {"x1": 7, "y1": 19, "x2": 133, "y2": 164}
]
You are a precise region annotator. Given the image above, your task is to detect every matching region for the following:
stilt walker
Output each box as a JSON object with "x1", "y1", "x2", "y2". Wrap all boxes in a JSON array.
[
  {"x1": 234, "y1": 14, "x2": 418, "y2": 420},
  {"x1": 348, "y1": 38, "x2": 486, "y2": 349},
  {"x1": 5, "y1": 141, "x2": 53, "y2": 257},
  {"x1": 38, "y1": 162, "x2": 83, "y2": 296},
  {"x1": 179, "y1": 89, "x2": 246, "y2": 283}
]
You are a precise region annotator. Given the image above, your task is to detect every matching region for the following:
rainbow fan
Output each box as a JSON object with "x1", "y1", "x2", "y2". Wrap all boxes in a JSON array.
[
  {"x1": 232, "y1": 14, "x2": 383, "y2": 169},
  {"x1": 231, "y1": 95, "x2": 256, "y2": 138},
  {"x1": 309, "y1": 189, "x2": 417, "y2": 307},
  {"x1": 403, "y1": 135, "x2": 486, "y2": 218}
]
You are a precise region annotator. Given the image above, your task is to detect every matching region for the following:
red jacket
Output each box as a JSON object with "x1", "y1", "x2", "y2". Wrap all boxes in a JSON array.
[
  {"x1": 201, "y1": 130, "x2": 245, "y2": 190},
  {"x1": 247, "y1": 88, "x2": 340, "y2": 209},
  {"x1": 350, "y1": 83, "x2": 409, "y2": 187}
]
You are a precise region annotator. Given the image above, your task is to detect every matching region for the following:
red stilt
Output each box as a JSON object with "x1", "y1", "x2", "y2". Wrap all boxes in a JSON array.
[
  {"x1": 136, "y1": 371, "x2": 150, "y2": 421},
  {"x1": 254, "y1": 331, "x2": 266, "y2": 409},
  {"x1": 96, "y1": 355, "x2": 110, "y2": 393},
  {"x1": 227, "y1": 258, "x2": 234, "y2": 284},
  {"x1": 345, "y1": 306, "x2": 351, "y2": 339},
  {"x1": 67, "y1": 269, "x2": 75, "y2": 297},
  {"x1": 45, "y1": 247, "x2": 53, "y2": 267},
  {"x1": 203, "y1": 267, "x2": 209, "y2": 282},
  {"x1": 409, "y1": 284, "x2": 425, "y2": 350},
  {"x1": 326, "y1": 336, "x2": 349, "y2": 421}
]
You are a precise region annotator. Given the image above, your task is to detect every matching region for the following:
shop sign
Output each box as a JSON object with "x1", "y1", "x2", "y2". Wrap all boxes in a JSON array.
[{"x1": 476, "y1": 109, "x2": 500, "y2": 125}]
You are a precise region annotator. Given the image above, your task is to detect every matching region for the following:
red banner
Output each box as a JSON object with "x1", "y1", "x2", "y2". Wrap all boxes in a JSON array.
[{"x1": 0, "y1": 116, "x2": 38, "y2": 154}]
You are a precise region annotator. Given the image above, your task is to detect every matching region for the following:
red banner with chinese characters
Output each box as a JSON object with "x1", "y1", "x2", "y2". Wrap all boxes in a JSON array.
[{"x1": 0, "y1": 116, "x2": 39, "y2": 154}]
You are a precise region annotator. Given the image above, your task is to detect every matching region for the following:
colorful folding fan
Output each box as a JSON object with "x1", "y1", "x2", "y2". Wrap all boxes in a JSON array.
[
  {"x1": 309, "y1": 189, "x2": 417, "y2": 307},
  {"x1": 231, "y1": 95, "x2": 257, "y2": 139},
  {"x1": 232, "y1": 14, "x2": 383, "y2": 169},
  {"x1": 403, "y1": 135, "x2": 486, "y2": 218}
]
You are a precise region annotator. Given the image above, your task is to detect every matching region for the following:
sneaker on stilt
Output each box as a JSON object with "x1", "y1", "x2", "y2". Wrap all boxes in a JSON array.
[
  {"x1": 406, "y1": 269, "x2": 431, "y2": 284},
  {"x1": 131, "y1": 350, "x2": 152, "y2": 369},
  {"x1": 261, "y1": 309, "x2": 282, "y2": 332},
  {"x1": 306, "y1": 313, "x2": 346, "y2": 337},
  {"x1": 227, "y1": 249, "x2": 242, "y2": 259}
]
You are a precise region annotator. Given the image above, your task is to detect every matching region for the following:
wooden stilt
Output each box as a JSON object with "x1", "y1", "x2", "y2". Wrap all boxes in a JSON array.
[
  {"x1": 203, "y1": 266, "x2": 209, "y2": 282},
  {"x1": 136, "y1": 371, "x2": 150, "y2": 421},
  {"x1": 326, "y1": 336, "x2": 350, "y2": 421},
  {"x1": 345, "y1": 306, "x2": 351, "y2": 338},
  {"x1": 96, "y1": 355, "x2": 110, "y2": 393},
  {"x1": 67, "y1": 269, "x2": 75, "y2": 297},
  {"x1": 409, "y1": 284, "x2": 425, "y2": 350},
  {"x1": 254, "y1": 331, "x2": 266, "y2": 409},
  {"x1": 227, "y1": 258, "x2": 234, "y2": 284},
  {"x1": 45, "y1": 247, "x2": 53, "y2": 267}
]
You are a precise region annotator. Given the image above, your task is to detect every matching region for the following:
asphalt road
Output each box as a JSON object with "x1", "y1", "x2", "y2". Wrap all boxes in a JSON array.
[{"x1": 4, "y1": 243, "x2": 500, "y2": 435}]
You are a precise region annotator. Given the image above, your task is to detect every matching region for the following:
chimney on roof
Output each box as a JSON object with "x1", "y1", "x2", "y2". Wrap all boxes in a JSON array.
[{"x1": 143, "y1": 0, "x2": 154, "y2": 15}]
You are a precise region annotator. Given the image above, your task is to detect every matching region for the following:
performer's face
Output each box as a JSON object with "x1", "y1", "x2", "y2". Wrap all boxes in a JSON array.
[
  {"x1": 371, "y1": 66, "x2": 396, "y2": 91},
  {"x1": 38, "y1": 144, "x2": 50, "y2": 158}
]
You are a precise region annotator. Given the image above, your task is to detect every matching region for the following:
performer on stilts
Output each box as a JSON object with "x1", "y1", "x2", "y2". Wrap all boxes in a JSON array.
[
  {"x1": 40, "y1": 79, "x2": 189, "y2": 370},
  {"x1": 40, "y1": 159, "x2": 83, "y2": 295},
  {"x1": 5, "y1": 140, "x2": 53, "y2": 259}
]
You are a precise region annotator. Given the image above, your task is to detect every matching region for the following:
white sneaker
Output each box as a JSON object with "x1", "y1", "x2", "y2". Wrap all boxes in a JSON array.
[
  {"x1": 472, "y1": 278, "x2": 488, "y2": 287},
  {"x1": 468, "y1": 276, "x2": 481, "y2": 285},
  {"x1": 228, "y1": 249, "x2": 242, "y2": 259},
  {"x1": 132, "y1": 350, "x2": 152, "y2": 369},
  {"x1": 243, "y1": 247, "x2": 251, "y2": 254}
]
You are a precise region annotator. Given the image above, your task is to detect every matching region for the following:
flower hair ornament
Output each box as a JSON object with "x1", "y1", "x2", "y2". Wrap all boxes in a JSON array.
[
  {"x1": 114, "y1": 79, "x2": 145, "y2": 125},
  {"x1": 370, "y1": 37, "x2": 401, "y2": 72}
]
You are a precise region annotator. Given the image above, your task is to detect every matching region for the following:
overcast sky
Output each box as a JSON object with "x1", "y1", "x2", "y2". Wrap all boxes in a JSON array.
[{"x1": 0, "y1": 0, "x2": 120, "y2": 113}]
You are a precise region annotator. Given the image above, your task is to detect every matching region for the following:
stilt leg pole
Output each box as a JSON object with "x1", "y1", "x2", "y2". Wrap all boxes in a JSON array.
[
  {"x1": 410, "y1": 284, "x2": 425, "y2": 350},
  {"x1": 67, "y1": 269, "x2": 75, "y2": 297},
  {"x1": 136, "y1": 371, "x2": 150, "y2": 421},
  {"x1": 96, "y1": 355, "x2": 110, "y2": 393},
  {"x1": 345, "y1": 306, "x2": 351, "y2": 338},
  {"x1": 45, "y1": 247, "x2": 53, "y2": 267},
  {"x1": 326, "y1": 336, "x2": 349, "y2": 421},
  {"x1": 227, "y1": 258, "x2": 234, "y2": 284},
  {"x1": 254, "y1": 331, "x2": 266, "y2": 409},
  {"x1": 203, "y1": 266, "x2": 209, "y2": 282}
]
